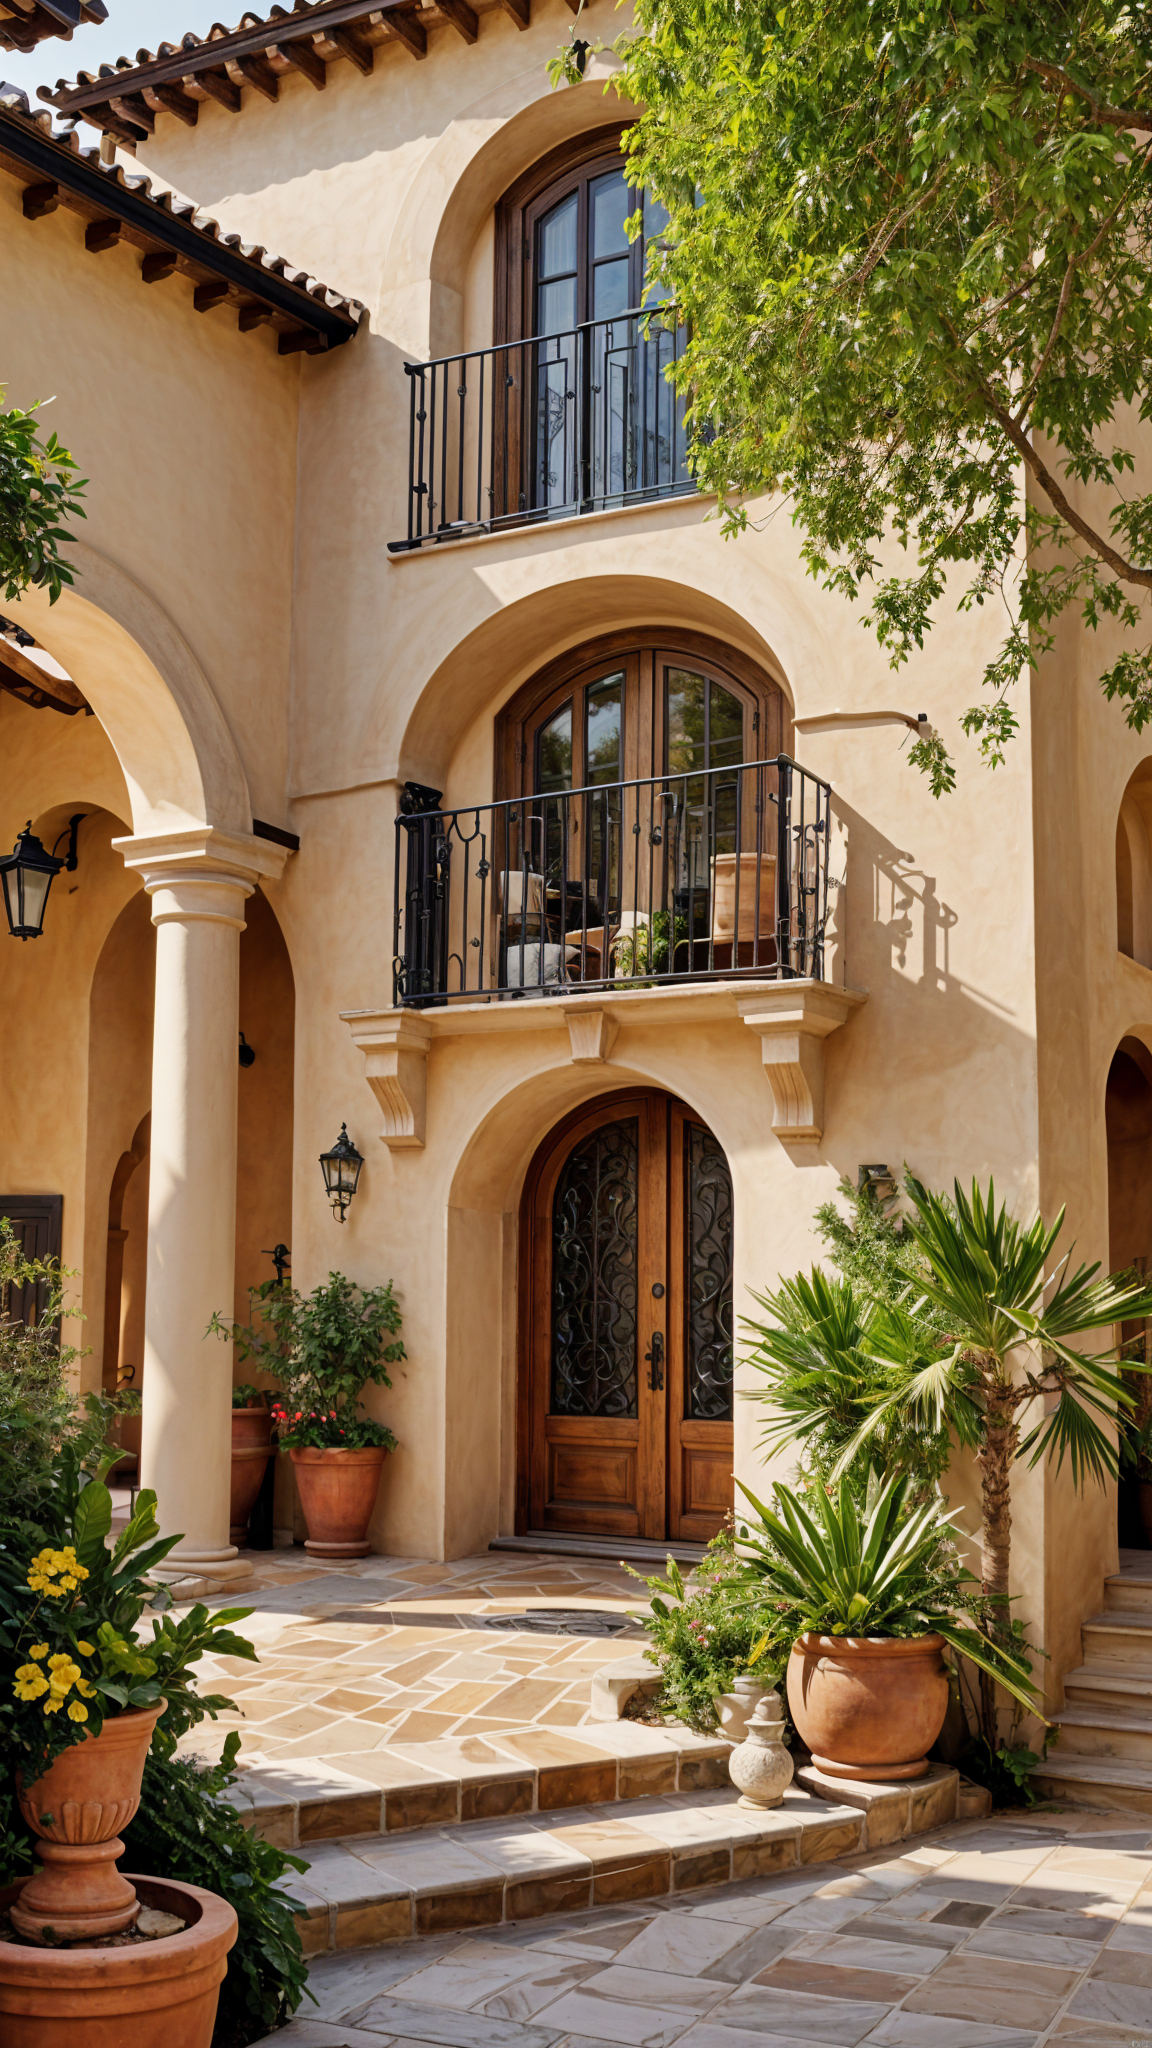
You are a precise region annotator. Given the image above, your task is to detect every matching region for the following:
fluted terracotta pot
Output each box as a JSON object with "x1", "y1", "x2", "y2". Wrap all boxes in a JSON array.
[
  {"x1": 0, "y1": 1875, "x2": 236, "y2": 2048},
  {"x1": 787, "y1": 1634, "x2": 950, "y2": 1781},
  {"x1": 230, "y1": 1404, "x2": 274, "y2": 1545},
  {"x1": 12, "y1": 1698, "x2": 166, "y2": 1941},
  {"x1": 289, "y1": 1443, "x2": 388, "y2": 1556}
]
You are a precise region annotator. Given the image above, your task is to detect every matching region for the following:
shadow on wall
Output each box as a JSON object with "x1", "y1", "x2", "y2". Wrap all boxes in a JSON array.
[
  {"x1": 1116, "y1": 760, "x2": 1152, "y2": 966},
  {"x1": 823, "y1": 796, "x2": 1036, "y2": 1197}
]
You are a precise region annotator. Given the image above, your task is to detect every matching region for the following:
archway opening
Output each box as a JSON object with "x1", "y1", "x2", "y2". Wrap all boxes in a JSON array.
[
  {"x1": 518, "y1": 1086, "x2": 734, "y2": 1547},
  {"x1": 1105, "y1": 1040, "x2": 1152, "y2": 1549},
  {"x1": 1116, "y1": 762, "x2": 1152, "y2": 965}
]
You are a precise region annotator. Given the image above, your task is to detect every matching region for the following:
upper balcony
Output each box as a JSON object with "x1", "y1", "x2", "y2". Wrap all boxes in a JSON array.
[
  {"x1": 392, "y1": 755, "x2": 833, "y2": 1008},
  {"x1": 388, "y1": 306, "x2": 696, "y2": 553}
]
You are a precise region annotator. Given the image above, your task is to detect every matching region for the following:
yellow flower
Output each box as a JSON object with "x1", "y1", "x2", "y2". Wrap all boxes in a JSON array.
[
  {"x1": 67, "y1": 1701, "x2": 88, "y2": 1723},
  {"x1": 75, "y1": 1677, "x2": 95, "y2": 1698},
  {"x1": 43, "y1": 1696, "x2": 63, "y2": 1714},
  {"x1": 13, "y1": 1665, "x2": 49, "y2": 1702},
  {"x1": 76, "y1": 1641, "x2": 94, "y2": 1657},
  {"x1": 29, "y1": 1643, "x2": 49, "y2": 1660},
  {"x1": 48, "y1": 1654, "x2": 81, "y2": 1683},
  {"x1": 58, "y1": 1577, "x2": 78, "y2": 1592}
]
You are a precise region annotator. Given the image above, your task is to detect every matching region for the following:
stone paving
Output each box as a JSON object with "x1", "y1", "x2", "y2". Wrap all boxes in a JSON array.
[
  {"x1": 253, "y1": 1804, "x2": 1152, "y2": 2048},
  {"x1": 185, "y1": 1546, "x2": 652, "y2": 1769}
]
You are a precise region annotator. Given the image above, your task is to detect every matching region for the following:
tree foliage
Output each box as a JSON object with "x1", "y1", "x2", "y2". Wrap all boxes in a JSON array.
[
  {"x1": 566, "y1": 1, "x2": 1152, "y2": 791},
  {"x1": 0, "y1": 391, "x2": 85, "y2": 604}
]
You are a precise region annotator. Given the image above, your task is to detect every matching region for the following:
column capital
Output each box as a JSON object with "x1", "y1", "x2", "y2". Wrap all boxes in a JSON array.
[{"x1": 113, "y1": 827, "x2": 290, "y2": 928}]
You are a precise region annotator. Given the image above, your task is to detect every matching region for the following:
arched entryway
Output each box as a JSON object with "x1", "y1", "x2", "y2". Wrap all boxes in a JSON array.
[
  {"x1": 518, "y1": 1087, "x2": 734, "y2": 1545},
  {"x1": 1106, "y1": 1039, "x2": 1152, "y2": 1549}
]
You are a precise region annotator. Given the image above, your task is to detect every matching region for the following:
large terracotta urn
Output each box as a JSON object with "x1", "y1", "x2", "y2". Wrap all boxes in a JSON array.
[
  {"x1": 787, "y1": 1634, "x2": 950, "y2": 1781},
  {"x1": 230, "y1": 1402, "x2": 274, "y2": 1545},
  {"x1": 12, "y1": 1699, "x2": 166, "y2": 1941},
  {"x1": 0, "y1": 1875, "x2": 237, "y2": 2048},
  {"x1": 289, "y1": 1443, "x2": 388, "y2": 1556}
]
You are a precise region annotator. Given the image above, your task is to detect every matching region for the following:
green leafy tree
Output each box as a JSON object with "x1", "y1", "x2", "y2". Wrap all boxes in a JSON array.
[
  {"x1": 561, "y1": 2, "x2": 1152, "y2": 791},
  {"x1": 0, "y1": 391, "x2": 85, "y2": 603}
]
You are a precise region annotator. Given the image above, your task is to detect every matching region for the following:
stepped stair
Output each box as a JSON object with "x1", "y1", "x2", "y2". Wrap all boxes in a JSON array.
[
  {"x1": 227, "y1": 1727, "x2": 961, "y2": 1960},
  {"x1": 1033, "y1": 1551, "x2": 1152, "y2": 1813}
]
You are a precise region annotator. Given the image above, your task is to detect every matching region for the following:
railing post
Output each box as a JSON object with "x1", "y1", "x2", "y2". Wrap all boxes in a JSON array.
[{"x1": 775, "y1": 756, "x2": 793, "y2": 978}]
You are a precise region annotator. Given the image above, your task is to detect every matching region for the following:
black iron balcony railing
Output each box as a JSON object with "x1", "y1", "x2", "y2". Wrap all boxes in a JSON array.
[
  {"x1": 393, "y1": 757, "x2": 832, "y2": 1007},
  {"x1": 390, "y1": 305, "x2": 693, "y2": 552}
]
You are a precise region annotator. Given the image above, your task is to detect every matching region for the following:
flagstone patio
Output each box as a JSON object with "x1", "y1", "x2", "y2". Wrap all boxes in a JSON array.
[{"x1": 252, "y1": 1803, "x2": 1152, "y2": 2048}]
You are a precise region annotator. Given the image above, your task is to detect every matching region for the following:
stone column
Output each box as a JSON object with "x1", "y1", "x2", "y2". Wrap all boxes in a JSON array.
[{"x1": 116, "y1": 830, "x2": 287, "y2": 1571}]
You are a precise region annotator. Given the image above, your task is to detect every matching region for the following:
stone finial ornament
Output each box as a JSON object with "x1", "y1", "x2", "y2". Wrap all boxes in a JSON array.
[{"x1": 728, "y1": 1688, "x2": 794, "y2": 1809}]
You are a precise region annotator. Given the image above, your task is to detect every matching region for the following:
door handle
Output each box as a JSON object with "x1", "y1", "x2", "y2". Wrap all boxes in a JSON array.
[{"x1": 645, "y1": 1331, "x2": 665, "y2": 1392}]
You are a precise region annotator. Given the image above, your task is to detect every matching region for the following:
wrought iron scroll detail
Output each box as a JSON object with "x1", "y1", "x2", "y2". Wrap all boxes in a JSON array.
[
  {"x1": 685, "y1": 1120, "x2": 734, "y2": 1420},
  {"x1": 550, "y1": 1117, "x2": 639, "y2": 1418}
]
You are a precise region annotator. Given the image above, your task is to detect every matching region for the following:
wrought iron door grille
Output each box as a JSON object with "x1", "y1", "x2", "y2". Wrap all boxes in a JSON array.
[
  {"x1": 390, "y1": 306, "x2": 695, "y2": 551},
  {"x1": 392, "y1": 755, "x2": 833, "y2": 1006}
]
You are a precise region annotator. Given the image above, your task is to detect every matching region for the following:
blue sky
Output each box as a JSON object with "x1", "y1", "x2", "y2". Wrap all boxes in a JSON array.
[{"x1": 1, "y1": 2, "x2": 229, "y2": 105}]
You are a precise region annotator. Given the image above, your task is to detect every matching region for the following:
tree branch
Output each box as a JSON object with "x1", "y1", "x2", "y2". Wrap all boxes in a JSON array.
[
  {"x1": 1021, "y1": 56, "x2": 1152, "y2": 134},
  {"x1": 1014, "y1": 254, "x2": 1077, "y2": 425}
]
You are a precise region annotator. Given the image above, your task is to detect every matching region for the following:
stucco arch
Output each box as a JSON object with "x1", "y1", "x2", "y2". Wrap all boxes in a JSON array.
[
  {"x1": 438, "y1": 1031, "x2": 771, "y2": 1551},
  {"x1": 9, "y1": 542, "x2": 252, "y2": 837},
  {"x1": 387, "y1": 60, "x2": 639, "y2": 313},
  {"x1": 397, "y1": 571, "x2": 795, "y2": 788}
]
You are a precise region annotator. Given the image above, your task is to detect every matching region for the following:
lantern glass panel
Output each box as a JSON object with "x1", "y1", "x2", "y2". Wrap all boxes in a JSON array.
[{"x1": 20, "y1": 866, "x2": 53, "y2": 934}]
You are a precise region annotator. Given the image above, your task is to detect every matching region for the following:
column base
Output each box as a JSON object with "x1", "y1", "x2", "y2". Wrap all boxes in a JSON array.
[{"x1": 151, "y1": 1555, "x2": 255, "y2": 1595}]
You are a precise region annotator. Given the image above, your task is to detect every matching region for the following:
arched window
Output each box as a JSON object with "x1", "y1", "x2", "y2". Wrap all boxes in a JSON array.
[
  {"x1": 1116, "y1": 763, "x2": 1152, "y2": 966},
  {"x1": 495, "y1": 130, "x2": 687, "y2": 512}
]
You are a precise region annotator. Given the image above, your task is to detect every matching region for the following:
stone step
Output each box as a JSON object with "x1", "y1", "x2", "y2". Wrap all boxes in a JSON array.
[
  {"x1": 1063, "y1": 1661, "x2": 1152, "y2": 1712},
  {"x1": 225, "y1": 1720, "x2": 733, "y2": 1851},
  {"x1": 1029, "y1": 1748, "x2": 1152, "y2": 1817},
  {"x1": 280, "y1": 1767, "x2": 960, "y2": 1958},
  {"x1": 1049, "y1": 1701, "x2": 1152, "y2": 1761},
  {"x1": 1104, "y1": 1563, "x2": 1152, "y2": 1615},
  {"x1": 1080, "y1": 1609, "x2": 1152, "y2": 1670}
]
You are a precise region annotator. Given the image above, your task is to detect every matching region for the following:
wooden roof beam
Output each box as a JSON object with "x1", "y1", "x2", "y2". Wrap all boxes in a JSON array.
[
  {"x1": 193, "y1": 278, "x2": 230, "y2": 311},
  {"x1": 142, "y1": 81, "x2": 198, "y2": 126},
  {"x1": 237, "y1": 300, "x2": 273, "y2": 330},
  {"x1": 188, "y1": 68, "x2": 241, "y2": 112},
  {"x1": 84, "y1": 102, "x2": 144, "y2": 144},
  {"x1": 270, "y1": 37, "x2": 327, "y2": 89},
  {"x1": 437, "y1": 0, "x2": 477, "y2": 41},
  {"x1": 328, "y1": 23, "x2": 373, "y2": 72},
  {"x1": 279, "y1": 326, "x2": 328, "y2": 355},
  {"x1": 108, "y1": 91, "x2": 153, "y2": 133},
  {"x1": 84, "y1": 214, "x2": 121, "y2": 251},
  {"x1": 494, "y1": 0, "x2": 530, "y2": 25},
  {"x1": 383, "y1": 7, "x2": 425, "y2": 58},
  {"x1": 21, "y1": 177, "x2": 58, "y2": 217},
  {"x1": 141, "y1": 248, "x2": 177, "y2": 281},
  {"x1": 228, "y1": 51, "x2": 278, "y2": 100}
]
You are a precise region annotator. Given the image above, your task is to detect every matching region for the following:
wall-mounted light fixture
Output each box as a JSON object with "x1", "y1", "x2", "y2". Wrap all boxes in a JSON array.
[
  {"x1": 239, "y1": 1032, "x2": 256, "y2": 1068},
  {"x1": 858, "y1": 1163, "x2": 897, "y2": 1201},
  {"x1": 0, "y1": 813, "x2": 84, "y2": 940},
  {"x1": 319, "y1": 1124, "x2": 364, "y2": 1224}
]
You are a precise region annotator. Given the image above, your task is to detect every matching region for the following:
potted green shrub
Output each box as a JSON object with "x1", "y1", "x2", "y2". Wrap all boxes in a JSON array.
[
  {"x1": 734, "y1": 1470, "x2": 1039, "y2": 1780},
  {"x1": 211, "y1": 1272, "x2": 405, "y2": 1557},
  {"x1": 229, "y1": 1383, "x2": 274, "y2": 1546}
]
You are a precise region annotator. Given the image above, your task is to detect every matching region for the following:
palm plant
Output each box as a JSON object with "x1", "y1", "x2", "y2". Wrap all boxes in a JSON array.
[
  {"x1": 835, "y1": 1176, "x2": 1152, "y2": 1735},
  {"x1": 733, "y1": 1470, "x2": 1038, "y2": 1711},
  {"x1": 744, "y1": 1268, "x2": 952, "y2": 1495}
]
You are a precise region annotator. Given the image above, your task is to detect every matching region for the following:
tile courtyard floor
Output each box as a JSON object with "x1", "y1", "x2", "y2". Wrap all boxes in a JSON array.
[
  {"x1": 256, "y1": 1804, "x2": 1152, "y2": 2048},
  {"x1": 184, "y1": 1545, "x2": 653, "y2": 1769}
]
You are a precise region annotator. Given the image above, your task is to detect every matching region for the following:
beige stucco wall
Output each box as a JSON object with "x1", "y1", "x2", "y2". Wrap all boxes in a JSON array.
[{"x1": 3, "y1": 4, "x2": 1151, "y2": 1712}]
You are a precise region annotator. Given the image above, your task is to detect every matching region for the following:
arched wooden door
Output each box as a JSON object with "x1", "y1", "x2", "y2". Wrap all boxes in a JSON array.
[{"x1": 518, "y1": 1089, "x2": 735, "y2": 1544}]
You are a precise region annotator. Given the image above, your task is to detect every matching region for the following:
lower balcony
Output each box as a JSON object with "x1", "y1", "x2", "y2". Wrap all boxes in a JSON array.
[{"x1": 392, "y1": 756, "x2": 832, "y2": 1009}]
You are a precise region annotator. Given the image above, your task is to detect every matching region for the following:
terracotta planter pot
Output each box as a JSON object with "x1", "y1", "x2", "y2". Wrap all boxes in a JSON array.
[
  {"x1": 12, "y1": 1699, "x2": 166, "y2": 1941},
  {"x1": 787, "y1": 1634, "x2": 950, "y2": 1781},
  {"x1": 230, "y1": 1404, "x2": 274, "y2": 1545},
  {"x1": 289, "y1": 1443, "x2": 388, "y2": 1556},
  {"x1": 0, "y1": 1875, "x2": 236, "y2": 2048}
]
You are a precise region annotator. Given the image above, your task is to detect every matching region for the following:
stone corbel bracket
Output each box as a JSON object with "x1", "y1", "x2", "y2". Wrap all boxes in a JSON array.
[
  {"x1": 738, "y1": 983, "x2": 866, "y2": 1148},
  {"x1": 342, "y1": 1009, "x2": 432, "y2": 1150},
  {"x1": 565, "y1": 1007, "x2": 618, "y2": 1064}
]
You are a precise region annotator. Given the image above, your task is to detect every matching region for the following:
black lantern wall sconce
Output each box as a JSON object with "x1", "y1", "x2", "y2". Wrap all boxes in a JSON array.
[
  {"x1": 1, "y1": 813, "x2": 85, "y2": 940},
  {"x1": 319, "y1": 1124, "x2": 364, "y2": 1224}
]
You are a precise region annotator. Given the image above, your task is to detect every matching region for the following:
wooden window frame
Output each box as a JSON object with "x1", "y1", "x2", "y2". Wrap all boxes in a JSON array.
[{"x1": 494, "y1": 123, "x2": 634, "y2": 349}]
